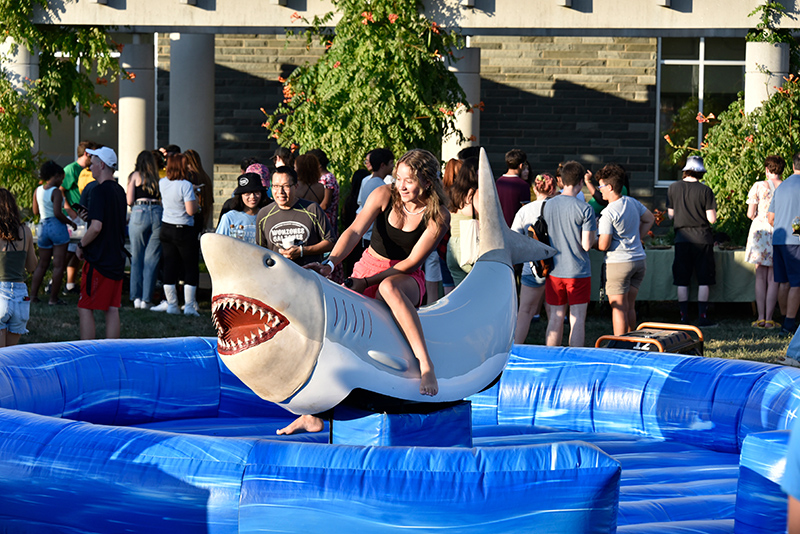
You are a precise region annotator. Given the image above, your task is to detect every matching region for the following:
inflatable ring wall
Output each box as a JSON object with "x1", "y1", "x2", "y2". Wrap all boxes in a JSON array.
[{"x1": 0, "y1": 337, "x2": 798, "y2": 533}]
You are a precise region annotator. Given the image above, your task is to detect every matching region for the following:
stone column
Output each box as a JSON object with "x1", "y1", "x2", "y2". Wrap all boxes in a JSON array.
[
  {"x1": 442, "y1": 47, "x2": 481, "y2": 162},
  {"x1": 0, "y1": 40, "x2": 40, "y2": 151},
  {"x1": 744, "y1": 41, "x2": 789, "y2": 114},
  {"x1": 118, "y1": 33, "x2": 155, "y2": 189},
  {"x1": 168, "y1": 33, "x2": 215, "y2": 181}
]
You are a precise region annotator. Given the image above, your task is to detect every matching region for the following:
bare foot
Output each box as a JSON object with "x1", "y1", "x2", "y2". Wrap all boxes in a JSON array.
[
  {"x1": 420, "y1": 370, "x2": 438, "y2": 396},
  {"x1": 276, "y1": 414, "x2": 324, "y2": 435}
]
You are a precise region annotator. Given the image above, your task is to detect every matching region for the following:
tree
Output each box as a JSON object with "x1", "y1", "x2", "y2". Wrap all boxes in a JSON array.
[
  {"x1": 666, "y1": 75, "x2": 800, "y2": 244},
  {"x1": 0, "y1": 0, "x2": 122, "y2": 211},
  {"x1": 261, "y1": 0, "x2": 472, "y2": 183}
]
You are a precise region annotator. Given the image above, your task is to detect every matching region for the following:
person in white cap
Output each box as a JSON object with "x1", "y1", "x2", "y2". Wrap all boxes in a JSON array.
[
  {"x1": 75, "y1": 146, "x2": 128, "y2": 339},
  {"x1": 667, "y1": 155, "x2": 718, "y2": 327}
]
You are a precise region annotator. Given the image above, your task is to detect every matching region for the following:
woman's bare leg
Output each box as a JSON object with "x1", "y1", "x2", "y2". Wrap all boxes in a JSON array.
[
  {"x1": 608, "y1": 294, "x2": 628, "y2": 336},
  {"x1": 515, "y1": 285, "x2": 539, "y2": 344},
  {"x1": 49, "y1": 243, "x2": 68, "y2": 303},
  {"x1": 30, "y1": 248, "x2": 53, "y2": 301},
  {"x1": 766, "y1": 266, "x2": 779, "y2": 323},
  {"x1": 754, "y1": 264, "x2": 768, "y2": 322},
  {"x1": 377, "y1": 275, "x2": 438, "y2": 396}
]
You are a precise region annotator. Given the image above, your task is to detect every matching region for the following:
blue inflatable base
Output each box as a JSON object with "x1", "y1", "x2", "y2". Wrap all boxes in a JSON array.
[{"x1": 0, "y1": 337, "x2": 798, "y2": 533}]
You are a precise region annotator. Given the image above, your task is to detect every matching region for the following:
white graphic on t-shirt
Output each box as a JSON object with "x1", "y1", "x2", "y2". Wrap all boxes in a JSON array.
[{"x1": 269, "y1": 221, "x2": 310, "y2": 248}]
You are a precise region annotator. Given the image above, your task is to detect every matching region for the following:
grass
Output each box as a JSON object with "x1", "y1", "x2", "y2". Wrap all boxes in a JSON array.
[
  {"x1": 521, "y1": 301, "x2": 792, "y2": 364},
  {"x1": 24, "y1": 288, "x2": 216, "y2": 344},
  {"x1": 19, "y1": 287, "x2": 793, "y2": 365}
]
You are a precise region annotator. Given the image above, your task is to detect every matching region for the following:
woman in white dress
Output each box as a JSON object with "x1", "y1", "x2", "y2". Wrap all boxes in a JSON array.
[{"x1": 745, "y1": 155, "x2": 785, "y2": 329}]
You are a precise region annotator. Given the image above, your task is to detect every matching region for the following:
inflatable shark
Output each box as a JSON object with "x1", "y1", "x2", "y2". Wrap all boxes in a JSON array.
[{"x1": 201, "y1": 149, "x2": 555, "y2": 414}]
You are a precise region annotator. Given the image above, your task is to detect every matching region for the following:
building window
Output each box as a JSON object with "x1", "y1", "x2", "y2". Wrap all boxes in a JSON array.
[{"x1": 655, "y1": 38, "x2": 745, "y2": 186}]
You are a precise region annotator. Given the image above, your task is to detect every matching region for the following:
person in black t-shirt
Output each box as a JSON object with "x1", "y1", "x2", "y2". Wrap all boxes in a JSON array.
[
  {"x1": 667, "y1": 156, "x2": 718, "y2": 327},
  {"x1": 76, "y1": 147, "x2": 128, "y2": 340}
]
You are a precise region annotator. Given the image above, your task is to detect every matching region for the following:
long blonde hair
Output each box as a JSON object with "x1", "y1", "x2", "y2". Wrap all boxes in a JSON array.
[{"x1": 390, "y1": 149, "x2": 447, "y2": 228}]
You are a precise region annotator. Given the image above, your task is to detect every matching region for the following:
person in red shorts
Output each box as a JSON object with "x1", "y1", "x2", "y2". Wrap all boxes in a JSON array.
[
  {"x1": 75, "y1": 147, "x2": 128, "y2": 340},
  {"x1": 542, "y1": 161, "x2": 597, "y2": 347}
]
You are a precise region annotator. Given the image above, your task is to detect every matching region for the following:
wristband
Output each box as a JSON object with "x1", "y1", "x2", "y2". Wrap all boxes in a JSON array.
[
  {"x1": 77, "y1": 242, "x2": 84, "y2": 249},
  {"x1": 322, "y1": 259, "x2": 335, "y2": 271},
  {"x1": 299, "y1": 245, "x2": 304, "y2": 258}
]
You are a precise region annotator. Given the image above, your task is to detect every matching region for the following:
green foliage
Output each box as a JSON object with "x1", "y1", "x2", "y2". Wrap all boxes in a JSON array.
[
  {"x1": 668, "y1": 75, "x2": 800, "y2": 244},
  {"x1": 0, "y1": 0, "x2": 121, "y2": 212},
  {"x1": 262, "y1": 0, "x2": 470, "y2": 181}
]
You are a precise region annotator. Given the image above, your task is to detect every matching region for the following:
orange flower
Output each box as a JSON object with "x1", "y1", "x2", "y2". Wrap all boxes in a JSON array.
[
  {"x1": 278, "y1": 76, "x2": 286, "y2": 83},
  {"x1": 468, "y1": 135, "x2": 477, "y2": 142},
  {"x1": 96, "y1": 77, "x2": 108, "y2": 86},
  {"x1": 260, "y1": 107, "x2": 268, "y2": 115},
  {"x1": 261, "y1": 122, "x2": 270, "y2": 129},
  {"x1": 361, "y1": 11, "x2": 374, "y2": 24},
  {"x1": 745, "y1": 135, "x2": 754, "y2": 142},
  {"x1": 115, "y1": 43, "x2": 124, "y2": 53},
  {"x1": 333, "y1": 61, "x2": 341, "y2": 68},
  {"x1": 388, "y1": 13, "x2": 399, "y2": 24},
  {"x1": 290, "y1": 11, "x2": 302, "y2": 22},
  {"x1": 0, "y1": 106, "x2": 5, "y2": 114},
  {"x1": 696, "y1": 112, "x2": 708, "y2": 123},
  {"x1": 431, "y1": 22, "x2": 441, "y2": 34},
  {"x1": 125, "y1": 72, "x2": 136, "y2": 81},
  {"x1": 103, "y1": 101, "x2": 118, "y2": 114},
  {"x1": 663, "y1": 134, "x2": 672, "y2": 145}
]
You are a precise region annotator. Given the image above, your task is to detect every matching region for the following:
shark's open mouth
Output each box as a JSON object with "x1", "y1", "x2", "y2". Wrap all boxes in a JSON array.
[{"x1": 211, "y1": 294, "x2": 289, "y2": 355}]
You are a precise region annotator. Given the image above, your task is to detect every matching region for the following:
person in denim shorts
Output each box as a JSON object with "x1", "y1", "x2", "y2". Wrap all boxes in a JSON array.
[
  {"x1": 0, "y1": 189, "x2": 38, "y2": 346},
  {"x1": 30, "y1": 161, "x2": 77, "y2": 305}
]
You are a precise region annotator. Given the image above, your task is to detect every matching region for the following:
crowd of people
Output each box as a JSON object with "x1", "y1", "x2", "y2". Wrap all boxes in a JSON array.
[{"x1": 1, "y1": 140, "x2": 798, "y2": 364}]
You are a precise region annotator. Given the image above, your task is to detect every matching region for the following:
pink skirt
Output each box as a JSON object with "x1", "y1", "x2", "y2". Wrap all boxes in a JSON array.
[{"x1": 351, "y1": 248, "x2": 426, "y2": 307}]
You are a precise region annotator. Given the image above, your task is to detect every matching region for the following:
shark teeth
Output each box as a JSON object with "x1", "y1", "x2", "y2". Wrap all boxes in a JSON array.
[{"x1": 211, "y1": 294, "x2": 289, "y2": 356}]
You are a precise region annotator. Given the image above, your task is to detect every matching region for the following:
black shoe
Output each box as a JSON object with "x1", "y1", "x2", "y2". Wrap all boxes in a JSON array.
[
  {"x1": 62, "y1": 286, "x2": 80, "y2": 295},
  {"x1": 778, "y1": 326, "x2": 796, "y2": 337},
  {"x1": 680, "y1": 315, "x2": 690, "y2": 325},
  {"x1": 696, "y1": 317, "x2": 717, "y2": 328}
]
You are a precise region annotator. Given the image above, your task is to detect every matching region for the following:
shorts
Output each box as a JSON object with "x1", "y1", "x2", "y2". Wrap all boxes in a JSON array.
[
  {"x1": 0, "y1": 282, "x2": 30, "y2": 335},
  {"x1": 773, "y1": 245, "x2": 800, "y2": 287},
  {"x1": 673, "y1": 242, "x2": 716, "y2": 286},
  {"x1": 351, "y1": 248, "x2": 426, "y2": 307},
  {"x1": 521, "y1": 274, "x2": 545, "y2": 288},
  {"x1": 439, "y1": 255, "x2": 454, "y2": 288},
  {"x1": 605, "y1": 260, "x2": 646, "y2": 296},
  {"x1": 424, "y1": 250, "x2": 442, "y2": 283},
  {"x1": 545, "y1": 276, "x2": 591, "y2": 306},
  {"x1": 37, "y1": 218, "x2": 70, "y2": 249},
  {"x1": 78, "y1": 262, "x2": 123, "y2": 311}
]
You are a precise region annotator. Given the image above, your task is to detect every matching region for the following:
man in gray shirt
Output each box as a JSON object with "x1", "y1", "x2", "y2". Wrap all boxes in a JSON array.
[{"x1": 543, "y1": 161, "x2": 597, "y2": 347}]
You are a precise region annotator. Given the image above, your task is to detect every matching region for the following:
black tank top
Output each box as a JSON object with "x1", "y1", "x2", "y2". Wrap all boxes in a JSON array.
[{"x1": 370, "y1": 207, "x2": 425, "y2": 260}]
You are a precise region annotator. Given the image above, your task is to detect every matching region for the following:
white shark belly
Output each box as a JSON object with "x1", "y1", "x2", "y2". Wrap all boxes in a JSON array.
[{"x1": 278, "y1": 260, "x2": 515, "y2": 414}]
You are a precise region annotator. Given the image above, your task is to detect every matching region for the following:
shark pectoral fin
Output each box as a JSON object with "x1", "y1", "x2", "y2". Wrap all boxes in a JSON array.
[
  {"x1": 367, "y1": 350, "x2": 410, "y2": 372},
  {"x1": 507, "y1": 227, "x2": 557, "y2": 265}
]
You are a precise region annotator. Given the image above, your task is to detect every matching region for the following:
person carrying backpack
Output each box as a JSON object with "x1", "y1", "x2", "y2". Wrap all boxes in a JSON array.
[
  {"x1": 542, "y1": 161, "x2": 597, "y2": 348},
  {"x1": 511, "y1": 172, "x2": 558, "y2": 344}
]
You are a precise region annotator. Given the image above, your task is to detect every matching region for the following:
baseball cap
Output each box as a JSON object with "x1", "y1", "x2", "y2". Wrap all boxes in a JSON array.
[{"x1": 86, "y1": 147, "x2": 118, "y2": 169}]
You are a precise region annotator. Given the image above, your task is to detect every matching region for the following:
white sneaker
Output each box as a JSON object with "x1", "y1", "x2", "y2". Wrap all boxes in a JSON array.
[
  {"x1": 134, "y1": 298, "x2": 143, "y2": 309},
  {"x1": 184, "y1": 303, "x2": 200, "y2": 316},
  {"x1": 150, "y1": 300, "x2": 169, "y2": 312},
  {"x1": 777, "y1": 356, "x2": 800, "y2": 368},
  {"x1": 140, "y1": 301, "x2": 151, "y2": 310}
]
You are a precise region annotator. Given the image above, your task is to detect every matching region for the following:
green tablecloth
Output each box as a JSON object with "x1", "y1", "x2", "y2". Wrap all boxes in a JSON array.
[{"x1": 589, "y1": 248, "x2": 755, "y2": 302}]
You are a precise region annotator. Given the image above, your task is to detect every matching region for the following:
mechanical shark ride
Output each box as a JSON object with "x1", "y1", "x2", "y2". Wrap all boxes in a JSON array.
[{"x1": 202, "y1": 148, "x2": 555, "y2": 414}]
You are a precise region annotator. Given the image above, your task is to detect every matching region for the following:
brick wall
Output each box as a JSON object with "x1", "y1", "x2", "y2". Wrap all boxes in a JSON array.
[
  {"x1": 157, "y1": 34, "x2": 659, "y2": 224},
  {"x1": 472, "y1": 36, "x2": 658, "y2": 204}
]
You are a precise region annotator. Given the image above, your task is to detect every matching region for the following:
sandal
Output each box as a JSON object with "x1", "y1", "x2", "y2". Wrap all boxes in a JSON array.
[
  {"x1": 751, "y1": 320, "x2": 767, "y2": 329},
  {"x1": 763, "y1": 320, "x2": 777, "y2": 329}
]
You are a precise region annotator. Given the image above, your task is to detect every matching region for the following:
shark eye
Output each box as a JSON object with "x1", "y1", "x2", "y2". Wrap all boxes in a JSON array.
[{"x1": 265, "y1": 257, "x2": 275, "y2": 267}]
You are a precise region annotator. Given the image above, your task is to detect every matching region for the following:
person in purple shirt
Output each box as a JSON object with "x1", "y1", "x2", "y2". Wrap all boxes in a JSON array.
[{"x1": 496, "y1": 149, "x2": 530, "y2": 227}]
